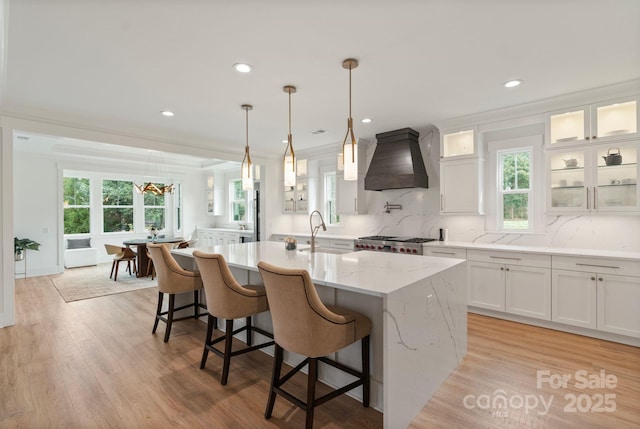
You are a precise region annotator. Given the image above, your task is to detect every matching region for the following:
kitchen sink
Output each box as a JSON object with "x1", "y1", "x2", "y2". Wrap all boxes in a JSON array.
[{"x1": 298, "y1": 247, "x2": 353, "y2": 255}]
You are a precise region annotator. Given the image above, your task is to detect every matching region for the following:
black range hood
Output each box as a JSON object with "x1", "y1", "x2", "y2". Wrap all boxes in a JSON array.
[{"x1": 364, "y1": 128, "x2": 429, "y2": 191}]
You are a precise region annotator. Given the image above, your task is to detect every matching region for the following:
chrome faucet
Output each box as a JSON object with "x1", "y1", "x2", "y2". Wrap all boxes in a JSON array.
[{"x1": 309, "y1": 210, "x2": 326, "y2": 253}]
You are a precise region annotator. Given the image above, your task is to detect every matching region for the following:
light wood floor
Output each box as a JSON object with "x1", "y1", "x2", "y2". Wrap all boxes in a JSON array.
[{"x1": 1, "y1": 275, "x2": 638, "y2": 428}]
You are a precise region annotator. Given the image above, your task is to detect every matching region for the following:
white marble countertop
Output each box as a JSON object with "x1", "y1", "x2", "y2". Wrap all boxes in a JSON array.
[
  {"x1": 173, "y1": 241, "x2": 464, "y2": 297},
  {"x1": 424, "y1": 240, "x2": 640, "y2": 261},
  {"x1": 270, "y1": 232, "x2": 357, "y2": 241},
  {"x1": 198, "y1": 227, "x2": 255, "y2": 234}
]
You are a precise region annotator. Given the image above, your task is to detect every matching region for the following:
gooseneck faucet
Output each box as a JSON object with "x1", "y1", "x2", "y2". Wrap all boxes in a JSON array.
[{"x1": 309, "y1": 210, "x2": 327, "y2": 253}]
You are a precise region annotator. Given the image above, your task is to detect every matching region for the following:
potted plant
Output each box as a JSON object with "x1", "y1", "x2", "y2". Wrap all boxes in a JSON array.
[{"x1": 14, "y1": 237, "x2": 40, "y2": 261}]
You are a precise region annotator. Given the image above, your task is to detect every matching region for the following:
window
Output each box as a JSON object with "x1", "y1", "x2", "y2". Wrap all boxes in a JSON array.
[
  {"x1": 144, "y1": 184, "x2": 166, "y2": 230},
  {"x1": 324, "y1": 171, "x2": 340, "y2": 225},
  {"x1": 63, "y1": 177, "x2": 90, "y2": 234},
  {"x1": 175, "y1": 183, "x2": 182, "y2": 232},
  {"x1": 498, "y1": 148, "x2": 531, "y2": 230},
  {"x1": 230, "y1": 179, "x2": 247, "y2": 222},
  {"x1": 102, "y1": 179, "x2": 134, "y2": 232}
]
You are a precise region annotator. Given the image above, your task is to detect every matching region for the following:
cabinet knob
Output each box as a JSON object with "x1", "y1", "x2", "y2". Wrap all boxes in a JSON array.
[
  {"x1": 505, "y1": 268, "x2": 510, "y2": 271},
  {"x1": 592, "y1": 136, "x2": 597, "y2": 140},
  {"x1": 500, "y1": 267, "x2": 504, "y2": 271},
  {"x1": 585, "y1": 136, "x2": 590, "y2": 140},
  {"x1": 598, "y1": 277, "x2": 603, "y2": 282},
  {"x1": 591, "y1": 277, "x2": 596, "y2": 281}
]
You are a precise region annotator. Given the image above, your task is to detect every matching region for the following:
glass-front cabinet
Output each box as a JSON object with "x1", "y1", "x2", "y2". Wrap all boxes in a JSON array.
[
  {"x1": 440, "y1": 127, "x2": 478, "y2": 159},
  {"x1": 548, "y1": 142, "x2": 638, "y2": 212},
  {"x1": 546, "y1": 97, "x2": 639, "y2": 147},
  {"x1": 283, "y1": 178, "x2": 308, "y2": 213}
]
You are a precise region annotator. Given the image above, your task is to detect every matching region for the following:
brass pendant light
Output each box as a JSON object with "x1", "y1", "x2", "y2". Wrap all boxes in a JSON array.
[
  {"x1": 342, "y1": 58, "x2": 359, "y2": 181},
  {"x1": 241, "y1": 104, "x2": 253, "y2": 191},
  {"x1": 283, "y1": 85, "x2": 297, "y2": 187}
]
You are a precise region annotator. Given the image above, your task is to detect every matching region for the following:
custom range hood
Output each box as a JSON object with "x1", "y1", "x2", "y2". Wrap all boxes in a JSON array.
[{"x1": 364, "y1": 128, "x2": 429, "y2": 191}]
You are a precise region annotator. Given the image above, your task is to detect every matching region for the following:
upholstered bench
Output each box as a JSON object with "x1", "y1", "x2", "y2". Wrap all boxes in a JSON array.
[{"x1": 64, "y1": 238, "x2": 98, "y2": 268}]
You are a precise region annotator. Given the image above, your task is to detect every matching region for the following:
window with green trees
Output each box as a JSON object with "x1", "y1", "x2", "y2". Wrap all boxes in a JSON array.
[
  {"x1": 63, "y1": 177, "x2": 91, "y2": 234},
  {"x1": 102, "y1": 180, "x2": 134, "y2": 232},
  {"x1": 230, "y1": 179, "x2": 247, "y2": 222},
  {"x1": 324, "y1": 171, "x2": 340, "y2": 225},
  {"x1": 499, "y1": 149, "x2": 531, "y2": 230},
  {"x1": 144, "y1": 185, "x2": 166, "y2": 230}
]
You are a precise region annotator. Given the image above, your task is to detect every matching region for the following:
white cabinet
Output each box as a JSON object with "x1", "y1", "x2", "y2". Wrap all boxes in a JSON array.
[
  {"x1": 440, "y1": 158, "x2": 484, "y2": 214},
  {"x1": 552, "y1": 255, "x2": 640, "y2": 338},
  {"x1": 440, "y1": 127, "x2": 478, "y2": 159},
  {"x1": 284, "y1": 178, "x2": 309, "y2": 214},
  {"x1": 424, "y1": 246, "x2": 467, "y2": 259},
  {"x1": 336, "y1": 173, "x2": 366, "y2": 215},
  {"x1": 546, "y1": 97, "x2": 639, "y2": 147},
  {"x1": 548, "y1": 141, "x2": 639, "y2": 212},
  {"x1": 552, "y1": 269, "x2": 597, "y2": 329},
  {"x1": 467, "y1": 250, "x2": 551, "y2": 320},
  {"x1": 198, "y1": 229, "x2": 242, "y2": 247}
]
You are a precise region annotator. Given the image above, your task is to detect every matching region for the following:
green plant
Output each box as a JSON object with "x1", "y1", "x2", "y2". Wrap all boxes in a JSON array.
[{"x1": 14, "y1": 237, "x2": 41, "y2": 254}]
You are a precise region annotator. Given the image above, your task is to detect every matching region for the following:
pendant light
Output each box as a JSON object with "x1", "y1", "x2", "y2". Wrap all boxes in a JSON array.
[
  {"x1": 283, "y1": 85, "x2": 297, "y2": 187},
  {"x1": 342, "y1": 58, "x2": 359, "y2": 181},
  {"x1": 241, "y1": 104, "x2": 253, "y2": 191}
]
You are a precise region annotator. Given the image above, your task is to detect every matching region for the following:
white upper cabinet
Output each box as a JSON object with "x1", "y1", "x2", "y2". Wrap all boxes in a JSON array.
[
  {"x1": 547, "y1": 141, "x2": 639, "y2": 213},
  {"x1": 440, "y1": 127, "x2": 478, "y2": 159},
  {"x1": 440, "y1": 158, "x2": 484, "y2": 214},
  {"x1": 546, "y1": 96, "x2": 639, "y2": 147}
]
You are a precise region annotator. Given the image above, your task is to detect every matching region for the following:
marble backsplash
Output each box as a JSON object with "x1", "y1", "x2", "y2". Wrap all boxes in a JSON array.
[{"x1": 290, "y1": 186, "x2": 640, "y2": 252}]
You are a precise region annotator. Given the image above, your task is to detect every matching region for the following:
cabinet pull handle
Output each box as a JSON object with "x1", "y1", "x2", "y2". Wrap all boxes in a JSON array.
[
  {"x1": 593, "y1": 187, "x2": 597, "y2": 210},
  {"x1": 592, "y1": 135, "x2": 597, "y2": 140},
  {"x1": 500, "y1": 267, "x2": 504, "y2": 270},
  {"x1": 440, "y1": 194, "x2": 444, "y2": 210},
  {"x1": 598, "y1": 277, "x2": 603, "y2": 281},
  {"x1": 490, "y1": 256, "x2": 522, "y2": 261},
  {"x1": 586, "y1": 188, "x2": 590, "y2": 210},
  {"x1": 432, "y1": 251, "x2": 456, "y2": 255},
  {"x1": 354, "y1": 198, "x2": 357, "y2": 212},
  {"x1": 586, "y1": 136, "x2": 590, "y2": 140},
  {"x1": 505, "y1": 267, "x2": 510, "y2": 271},
  {"x1": 576, "y1": 263, "x2": 620, "y2": 269},
  {"x1": 590, "y1": 277, "x2": 596, "y2": 281}
]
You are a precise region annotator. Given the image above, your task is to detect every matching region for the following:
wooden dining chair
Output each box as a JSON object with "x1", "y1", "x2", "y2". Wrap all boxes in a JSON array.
[{"x1": 104, "y1": 244, "x2": 137, "y2": 281}]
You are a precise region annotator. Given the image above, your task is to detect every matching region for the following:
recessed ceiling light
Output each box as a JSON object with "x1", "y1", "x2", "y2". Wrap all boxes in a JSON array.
[
  {"x1": 233, "y1": 63, "x2": 253, "y2": 73},
  {"x1": 361, "y1": 118, "x2": 372, "y2": 123},
  {"x1": 504, "y1": 79, "x2": 522, "y2": 88},
  {"x1": 161, "y1": 110, "x2": 174, "y2": 117},
  {"x1": 311, "y1": 129, "x2": 327, "y2": 135}
]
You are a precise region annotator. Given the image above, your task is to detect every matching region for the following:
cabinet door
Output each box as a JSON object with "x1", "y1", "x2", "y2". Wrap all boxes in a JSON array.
[
  {"x1": 594, "y1": 142, "x2": 638, "y2": 212},
  {"x1": 546, "y1": 106, "x2": 590, "y2": 147},
  {"x1": 591, "y1": 97, "x2": 639, "y2": 143},
  {"x1": 337, "y1": 176, "x2": 358, "y2": 214},
  {"x1": 551, "y1": 269, "x2": 597, "y2": 329},
  {"x1": 468, "y1": 261, "x2": 505, "y2": 311},
  {"x1": 440, "y1": 159, "x2": 483, "y2": 214},
  {"x1": 441, "y1": 128, "x2": 476, "y2": 159},
  {"x1": 505, "y1": 265, "x2": 551, "y2": 320},
  {"x1": 548, "y1": 149, "x2": 588, "y2": 212},
  {"x1": 597, "y1": 274, "x2": 640, "y2": 338}
]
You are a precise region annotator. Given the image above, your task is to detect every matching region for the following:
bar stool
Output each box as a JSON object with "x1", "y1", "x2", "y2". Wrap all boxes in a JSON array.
[
  {"x1": 257, "y1": 261, "x2": 371, "y2": 429},
  {"x1": 193, "y1": 251, "x2": 274, "y2": 385},
  {"x1": 147, "y1": 243, "x2": 206, "y2": 342}
]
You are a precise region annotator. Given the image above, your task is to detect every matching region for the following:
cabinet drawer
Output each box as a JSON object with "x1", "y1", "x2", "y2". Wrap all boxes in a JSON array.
[
  {"x1": 467, "y1": 249, "x2": 551, "y2": 268},
  {"x1": 552, "y1": 255, "x2": 640, "y2": 277},
  {"x1": 328, "y1": 240, "x2": 354, "y2": 250},
  {"x1": 425, "y1": 247, "x2": 467, "y2": 259}
]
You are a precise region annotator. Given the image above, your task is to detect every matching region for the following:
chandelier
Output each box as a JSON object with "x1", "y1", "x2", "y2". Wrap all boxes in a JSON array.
[
  {"x1": 283, "y1": 85, "x2": 297, "y2": 187},
  {"x1": 134, "y1": 150, "x2": 174, "y2": 195},
  {"x1": 241, "y1": 104, "x2": 254, "y2": 190},
  {"x1": 342, "y1": 58, "x2": 359, "y2": 181}
]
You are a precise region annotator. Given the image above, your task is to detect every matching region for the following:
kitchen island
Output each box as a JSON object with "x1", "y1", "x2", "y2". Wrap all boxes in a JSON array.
[{"x1": 173, "y1": 241, "x2": 467, "y2": 429}]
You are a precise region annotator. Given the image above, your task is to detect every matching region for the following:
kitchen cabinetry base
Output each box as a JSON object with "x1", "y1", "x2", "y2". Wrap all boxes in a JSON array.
[{"x1": 468, "y1": 306, "x2": 640, "y2": 347}]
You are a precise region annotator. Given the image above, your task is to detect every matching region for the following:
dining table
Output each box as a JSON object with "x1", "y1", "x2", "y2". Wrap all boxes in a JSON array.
[{"x1": 123, "y1": 237, "x2": 184, "y2": 277}]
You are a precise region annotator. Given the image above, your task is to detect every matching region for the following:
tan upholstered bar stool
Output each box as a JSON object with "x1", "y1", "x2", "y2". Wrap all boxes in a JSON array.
[
  {"x1": 193, "y1": 251, "x2": 274, "y2": 385},
  {"x1": 257, "y1": 261, "x2": 371, "y2": 429},
  {"x1": 147, "y1": 243, "x2": 207, "y2": 342}
]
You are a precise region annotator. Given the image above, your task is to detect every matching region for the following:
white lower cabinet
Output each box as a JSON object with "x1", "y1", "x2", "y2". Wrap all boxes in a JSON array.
[
  {"x1": 597, "y1": 274, "x2": 640, "y2": 338},
  {"x1": 552, "y1": 269, "x2": 597, "y2": 329},
  {"x1": 467, "y1": 250, "x2": 551, "y2": 321},
  {"x1": 552, "y1": 255, "x2": 640, "y2": 339}
]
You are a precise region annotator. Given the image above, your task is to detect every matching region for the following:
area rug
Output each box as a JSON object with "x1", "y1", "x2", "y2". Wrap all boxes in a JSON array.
[{"x1": 52, "y1": 263, "x2": 157, "y2": 302}]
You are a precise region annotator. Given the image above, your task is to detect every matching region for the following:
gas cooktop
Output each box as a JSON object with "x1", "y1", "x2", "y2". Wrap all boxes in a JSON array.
[{"x1": 355, "y1": 236, "x2": 436, "y2": 254}]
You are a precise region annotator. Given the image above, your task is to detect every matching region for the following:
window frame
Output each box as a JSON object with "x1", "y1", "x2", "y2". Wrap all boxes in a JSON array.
[
  {"x1": 497, "y1": 147, "x2": 532, "y2": 232},
  {"x1": 323, "y1": 170, "x2": 340, "y2": 226},
  {"x1": 229, "y1": 178, "x2": 250, "y2": 223},
  {"x1": 101, "y1": 179, "x2": 135, "y2": 233},
  {"x1": 486, "y1": 135, "x2": 545, "y2": 234},
  {"x1": 63, "y1": 176, "x2": 92, "y2": 235}
]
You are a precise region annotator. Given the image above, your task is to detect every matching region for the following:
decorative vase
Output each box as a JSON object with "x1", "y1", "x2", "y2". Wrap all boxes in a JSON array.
[{"x1": 15, "y1": 251, "x2": 24, "y2": 261}]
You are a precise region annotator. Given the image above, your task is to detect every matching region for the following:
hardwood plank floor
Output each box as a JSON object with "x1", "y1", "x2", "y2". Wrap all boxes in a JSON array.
[{"x1": 1, "y1": 274, "x2": 638, "y2": 428}]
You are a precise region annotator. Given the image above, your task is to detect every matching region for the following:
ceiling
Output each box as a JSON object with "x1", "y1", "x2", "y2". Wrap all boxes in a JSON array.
[{"x1": 2, "y1": 0, "x2": 640, "y2": 163}]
